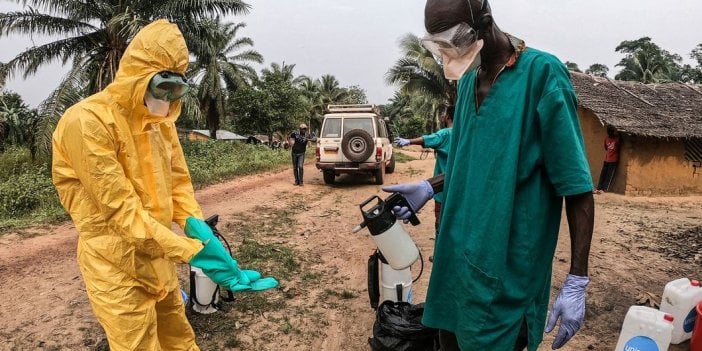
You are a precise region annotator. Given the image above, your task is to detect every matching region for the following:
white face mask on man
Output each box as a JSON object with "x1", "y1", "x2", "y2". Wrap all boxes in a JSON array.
[
  {"x1": 144, "y1": 91, "x2": 171, "y2": 116},
  {"x1": 440, "y1": 39, "x2": 484, "y2": 81},
  {"x1": 423, "y1": 22, "x2": 485, "y2": 81}
]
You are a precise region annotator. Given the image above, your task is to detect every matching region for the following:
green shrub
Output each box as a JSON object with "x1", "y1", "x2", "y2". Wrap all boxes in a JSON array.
[
  {"x1": 182, "y1": 141, "x2": 291, "y2": 187},
  {"x1": 0, "y1": 151, "x2": 65, "y2": 227},
  {"x1": 0, "y1": 146, "x2": 35, "y2": 181}
]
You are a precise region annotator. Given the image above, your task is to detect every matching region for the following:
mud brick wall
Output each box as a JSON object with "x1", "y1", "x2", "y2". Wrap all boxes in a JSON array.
[{"x1": 623, "y1": 137, "x2": 702, "y2": 196}]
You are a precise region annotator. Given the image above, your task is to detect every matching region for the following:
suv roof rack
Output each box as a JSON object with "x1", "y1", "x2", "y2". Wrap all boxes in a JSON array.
[{"x1": 326, "y1": 104, "x2": 379, "y2": 114}]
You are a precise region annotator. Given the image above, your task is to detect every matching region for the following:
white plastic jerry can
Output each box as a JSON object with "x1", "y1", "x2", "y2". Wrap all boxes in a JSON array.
[
  {"x1": 189, "y1": 266, "x2": 220, "y2": 314},
  {"x1": 659, "y1": 278, "x2": 702, "y2": 344},
  {"x1": 380, "y1": 261, "x2": 413, "y2": 304},
  {"x1": 615, "y1": 306, "x2": 674, "y2": 351},
  {"x1": 372, "y1": 220, "x2": 420, "y2": 270}
]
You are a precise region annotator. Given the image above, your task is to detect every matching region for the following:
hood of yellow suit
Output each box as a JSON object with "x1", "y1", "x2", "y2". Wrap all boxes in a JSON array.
[{"x1": 105, "y1": 19, "x2": 189, "y2": 128}]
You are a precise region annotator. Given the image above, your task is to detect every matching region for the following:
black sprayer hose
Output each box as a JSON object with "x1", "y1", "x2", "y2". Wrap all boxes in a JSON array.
[
  {"x1": 412, "y1": 249, "x2": 424, "y2": 284},
  {"x1": 213, "y1": 228, "x2": 234, "y2": 256}
]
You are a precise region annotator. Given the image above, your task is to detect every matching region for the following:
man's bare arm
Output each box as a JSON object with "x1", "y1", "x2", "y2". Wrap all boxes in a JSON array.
[{"x1": 564, "y1": 192, "x2": 594, "y2": 276}]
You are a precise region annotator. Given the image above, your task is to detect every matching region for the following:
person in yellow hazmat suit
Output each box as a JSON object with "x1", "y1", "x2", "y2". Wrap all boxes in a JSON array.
[{"x1": 51, "y1": 20, "x2": 277, "y2": 351}]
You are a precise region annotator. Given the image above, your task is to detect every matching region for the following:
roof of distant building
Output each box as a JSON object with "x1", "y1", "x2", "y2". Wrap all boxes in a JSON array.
[{"x1": 572, "y1": 72, "x2": 702, "y2": 138}]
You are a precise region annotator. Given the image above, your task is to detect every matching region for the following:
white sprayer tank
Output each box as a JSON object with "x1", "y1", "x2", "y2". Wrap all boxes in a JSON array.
[
  {"x1": 659, "y1": 278, "x2": 702, "y2": 344},
  {"x1": 615, "y1": 305, "x2": 674, "y2": 351},
  {"x1": 189, "y1": 266, "x2": 220, "y2": 314},
  {"x1": 371, "y1": 221, "x2": 420, "y2": 270}
]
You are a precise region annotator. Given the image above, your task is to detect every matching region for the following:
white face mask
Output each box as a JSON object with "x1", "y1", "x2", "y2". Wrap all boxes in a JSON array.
[
  {"x1": 422, "y1": 21, "x2": 486, "y2": 81},
  {"x1": 440, "y1": 39, "x2": 484, "y2": 81},
  {"x1": 144, "y1": 92, "x2": 170, "y2": 116}
]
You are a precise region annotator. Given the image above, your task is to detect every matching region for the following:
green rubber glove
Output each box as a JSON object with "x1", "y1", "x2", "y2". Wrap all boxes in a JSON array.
[
  {"x1": 250, "y1": 277, "x2": 279, "y2": 291},
  {"x1": 185, "y1": 217, "x2": 279, "y2": 293},
  {"x1": 190, "y1": 235, "x2": 248, "y2": 290},
  {"x1": 185, "y1": 217, "x2": 250, "y2": 286},
  {"x1": 242, "y1": 270, "x2": 262, "y2": 282}
]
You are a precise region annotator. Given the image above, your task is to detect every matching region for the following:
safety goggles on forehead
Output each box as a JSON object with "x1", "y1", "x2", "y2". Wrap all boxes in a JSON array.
[
  {"x1": 421, "y1": 22, "x2": 479, "y2": 59},
  {"x1": 148, "y1": 71, "x2": 190, "y2": 101}
]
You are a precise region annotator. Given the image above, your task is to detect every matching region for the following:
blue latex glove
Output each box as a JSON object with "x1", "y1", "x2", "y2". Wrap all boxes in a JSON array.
[
  {"x1": 382, "y1": 180, "x2": 434, "y2": 220},
  {"x1": 545, "y1": 274, "x2": 590, "y2": 349},
  {"x1": 394, "y1": 137, "x2": 410, "y2": 147},
  {"x1": 185, "y1": 217, "x2": 278, "y2": 292}
]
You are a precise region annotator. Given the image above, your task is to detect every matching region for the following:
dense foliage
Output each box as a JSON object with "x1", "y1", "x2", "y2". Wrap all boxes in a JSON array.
[{"x1": 0, "y1": 147, "x2": 63, "y2": 226}]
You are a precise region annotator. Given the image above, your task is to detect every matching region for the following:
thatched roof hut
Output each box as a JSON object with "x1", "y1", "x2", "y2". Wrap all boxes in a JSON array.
[
  {"x1": 571, "y1": 72, "x2": 702, "y2": 196},
  {"x1": 572, "y1": 73, "x2": 702, "y2": 138}
]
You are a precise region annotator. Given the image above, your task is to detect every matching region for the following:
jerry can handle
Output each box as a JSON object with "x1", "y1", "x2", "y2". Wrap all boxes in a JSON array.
[{"x1": 359, "y1": 195, "x2": 382, "y2": 213}]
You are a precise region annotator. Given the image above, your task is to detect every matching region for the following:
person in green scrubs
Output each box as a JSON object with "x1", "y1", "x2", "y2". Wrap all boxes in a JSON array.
[
  {"x1": 382, "y1": 1, "x2": 595, "y2": 350},
  {"x1": 394, "y1": 105, "x2": 454, "y2": 231}
]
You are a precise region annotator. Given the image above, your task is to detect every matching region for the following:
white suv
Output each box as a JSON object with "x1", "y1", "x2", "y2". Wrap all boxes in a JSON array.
[{"x1": 315, "y1": 104, "x2": 395, "y2": 185}]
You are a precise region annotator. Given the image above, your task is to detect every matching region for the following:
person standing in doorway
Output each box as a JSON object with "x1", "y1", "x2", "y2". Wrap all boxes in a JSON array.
[
  {"x1": 596, "y1": 127, "x2": 620, "y2": 194},
  {"x1": 289, "y1": 123, "x2": 317, "y2": 186}
]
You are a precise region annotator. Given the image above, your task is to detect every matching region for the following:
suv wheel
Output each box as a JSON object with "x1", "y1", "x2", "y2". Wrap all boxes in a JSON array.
[
  {"x1": 374, "y1": 165, "x2": 385, "y2": 185},
  {"x1": 386, "y1": 153, "x2": 396, "y2": 174},
  {"x1": 342, "y1": 129, "x2": 374, "y2": 162},
  {"x1": 323, "y1": 170, "x2": 335, "y2": 185}
]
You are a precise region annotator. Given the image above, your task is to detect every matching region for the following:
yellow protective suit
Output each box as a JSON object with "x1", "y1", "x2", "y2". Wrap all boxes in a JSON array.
[{"x1": 52, "y1": 20, "x2": 203, "y2": 351}]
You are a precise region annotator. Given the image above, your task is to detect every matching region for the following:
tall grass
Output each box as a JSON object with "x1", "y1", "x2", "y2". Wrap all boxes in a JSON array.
[
  {"x1": 0, "y1": 142, "x2": 294, "y2": 230},
  {"x1": 0, "y1": 147, "x2": 65, "y2": 228},
  {"x1": 182, "y1": 141, "x2": 291, "y2": 188}
]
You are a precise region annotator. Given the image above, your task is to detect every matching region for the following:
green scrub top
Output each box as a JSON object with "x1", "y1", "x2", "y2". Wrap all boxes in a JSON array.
[
  {"x1": 422, "y1": 48, "x2": 593, "y2": 351},
  {"x1": 422, "y1": 127, "x2": 452, "y2": 203}
]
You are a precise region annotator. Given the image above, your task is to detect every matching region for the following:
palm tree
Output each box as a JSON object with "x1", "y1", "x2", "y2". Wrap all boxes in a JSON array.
[
  {"x1": 318, "y1": 74, "x2": 349, "y2": 106},
  {"x1": 0, "y1": 0, "x2": 250, "y2": 155},
  {"x1": 261, "y1": 62, "x2": 301, "y2": 84},
  {"x1": 188, "y1": 19, "x2": 263, "y2": 138},
  {"x1": 614, "y1": 37, "x2": 683, "y2": 83},
  {"x1": 385, "y1": 33, "x2": 455, "y2": 130},
  {"x1": 0, "y1": 0, "x2": 250, "y2": 93},
  {"x1": 297, "y1": 76, "x2": 324, "y2": 130},
  {"x1": 0, "y1": 90, "x2": 40, "y2": 157}
]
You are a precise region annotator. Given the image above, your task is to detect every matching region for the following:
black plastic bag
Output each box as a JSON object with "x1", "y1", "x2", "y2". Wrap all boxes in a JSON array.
[{"x1": 368, "y1": 301, "x2": 439, "y2": 351}]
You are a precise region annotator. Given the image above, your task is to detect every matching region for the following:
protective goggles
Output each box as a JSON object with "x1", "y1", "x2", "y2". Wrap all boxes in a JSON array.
[
  {"x1": 421, "y1": 22, "x2": 479, "y2": 59},
  {"x1": 148, "y1": 71, "x2": 190, "y2": 101}
]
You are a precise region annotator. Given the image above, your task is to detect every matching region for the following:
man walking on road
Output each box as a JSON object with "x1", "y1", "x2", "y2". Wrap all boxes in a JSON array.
[
  {"x1": 382, "y1": 1, "x2": 595, "y2": 350},
  {"x1": 289, "y1": 123, "x2": 317, "y2": 186}
]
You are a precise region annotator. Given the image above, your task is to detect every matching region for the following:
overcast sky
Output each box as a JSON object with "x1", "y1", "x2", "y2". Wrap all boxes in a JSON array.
[{"x1": 1, "y1": 0, "x2": 701, "y2": 107}]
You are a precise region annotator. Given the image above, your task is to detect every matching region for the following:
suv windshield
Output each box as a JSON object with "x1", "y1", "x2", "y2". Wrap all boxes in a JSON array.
[
  {"x1": 322, "y1": 118, "x2": 342, "y2": 137},
  {"x1": 343, "y1": 118, "x2": 375, "y2": 136}
]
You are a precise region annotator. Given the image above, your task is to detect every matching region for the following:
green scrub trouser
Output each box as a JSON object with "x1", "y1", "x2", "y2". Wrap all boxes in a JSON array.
[{"x1": 438, "y1": 319, "x2": 528, "y2": 351}]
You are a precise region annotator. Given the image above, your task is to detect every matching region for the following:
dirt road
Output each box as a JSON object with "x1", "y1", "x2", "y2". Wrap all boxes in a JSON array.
[{"x1": 0, "y1": 149, "x2": 699, "y2": 350}]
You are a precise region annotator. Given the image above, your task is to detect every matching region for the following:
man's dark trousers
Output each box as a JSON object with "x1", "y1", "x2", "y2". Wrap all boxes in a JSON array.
[{"x1": 292, "y1": 152, "x2": 305, "y2": 185}]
